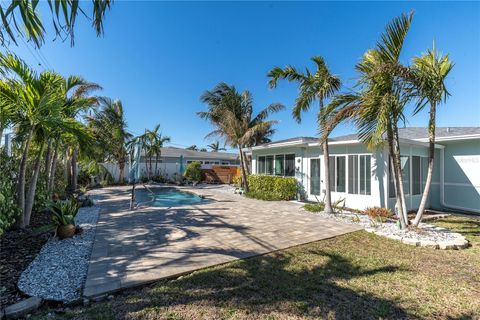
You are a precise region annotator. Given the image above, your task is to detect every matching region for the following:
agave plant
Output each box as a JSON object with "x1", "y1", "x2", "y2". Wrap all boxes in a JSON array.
[{"x1": 49, "y1": 199, "x2": 79, "y2": 226}]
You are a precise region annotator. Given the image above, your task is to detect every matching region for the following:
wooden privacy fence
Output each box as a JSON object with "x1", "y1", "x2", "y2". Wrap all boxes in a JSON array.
[{"x1": 201, "y1": 165, "x2": 240, "y2": 184}]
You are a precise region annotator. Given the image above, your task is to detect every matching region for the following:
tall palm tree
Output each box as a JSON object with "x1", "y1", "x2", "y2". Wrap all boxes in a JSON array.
[
  {"x1": 146, "y1": 124, "x2": 171, "y2": 176},
  {"x1": 268, "y1": 56, "x2": 341, "y2": 213},
  {"x1": 0, "y1": 53, "x2": 91, "y2": 227},
  {"x1": 199, "y1": 83, "x2": 284, "y2": 191},
  {"x1": 88, "y1": 97, "x2": 131, "y2": 183},
  {"x1": 323, "y1": 13, "x2": 413, "y2": 228},
  {"x1": 186, "y1": 145, "x2": 199, "y2": 151},
  {"x1": 407, "y1": 46, "x2": 453, "y2": 226},
  {"x1": 207, "y1": 141, "x2": 226, "y2": 152}
]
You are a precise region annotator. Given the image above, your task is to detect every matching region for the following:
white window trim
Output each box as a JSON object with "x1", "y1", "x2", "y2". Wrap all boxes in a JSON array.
[{"x1": 256, "y1": 153, "x2": 295, "y2": 177}]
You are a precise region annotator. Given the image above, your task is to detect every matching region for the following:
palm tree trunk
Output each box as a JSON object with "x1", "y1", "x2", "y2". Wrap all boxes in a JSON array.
[
  {"x1": 239, "y1": 147, "x2": 249, "y2": 192},
  {"x1": 24, "y1": 143, "x2": 45, "y2": 226},
  {"x1": 322, "y1": 139, "x2": 334, "y2": 213},
  {"x1": 71, "y1": 148, "x2": 78, "y2": 193},
  {"x1": 155, "y1": 153, "x2": 159, "y2": 176},
  {"x1": 48, "y1": 146, "x2": 58, "y2": 193},
  {"x1": 65, "y1": 150, "x2": 72, "y2": 195},
  {"x1": 393, "y1": 126, "x2": 409, "y2": 225},
  {"x1": 44, "y1": 140, "x2": 52, "y2": 186},
  {"x1": 15, "y1": 127, "x2": 34, "y2": 228},
  {"x1": 387, "y1": 126, "x2": 407, "y2": 229},
  {"x1": 242, "y1": 151, "x2": 251, "y2": 175},
  {"x1": 413, "y1": 102, "x2": 436, "y2": 226},
  {"x1": 119, "y1": 159, "x2": 125, "y2": 183}
]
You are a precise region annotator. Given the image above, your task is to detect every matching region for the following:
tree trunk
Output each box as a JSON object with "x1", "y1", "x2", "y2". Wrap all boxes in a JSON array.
[
  {"x1": 393, "y1": 126, "x2": 409, "y2": 225},
  {"x1": 155, "y1": 153, "x2": 159, "y2": 176},
  {"x1": 239, "y1": 147, "x2": 249, "y2": 192},
  {"x1": 71, "y1": 148, "x2": 78, "y2": 193},
  {"x1": 322, "y1": 139, "x2": 334, "y2": 213},
  {"x1": 48, "y1": 146, "x2": 58, "y2": 193},
  {"x1": 15, "y1": 127, "x2": 34, "y2": 228},
  {"x1": 413, "y1": 102, "x2": 436, "y2": 226},
  {"x1": 387, "y1": 126, "x2": 407, "y2": 229},
  {"x1": 242, "y1": 151, "x2": 251, "y2": 175},
  {"x1": 65, "y1": 150, "x2": 72, "y2": 195},
  {"x1": 24, "y1": 143, "x2": 45, "y2": 227},
  {"x1": 44, "y1": 140, "x2": 52, "y2": 187},
  {"x1": 119, "y1": 159, "x2": 125, "y2": 183}
]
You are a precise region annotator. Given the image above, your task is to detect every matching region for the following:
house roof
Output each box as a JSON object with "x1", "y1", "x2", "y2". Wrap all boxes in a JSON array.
[
  {"x1": 252, "y1": 127, "x2": 480, "y2": 150},
  {"x1": 330, "y1": 127, "x2": 480, "y2": 142},
  {"x1": 157, "y1": 147, "x2": 239, "y2": 160}
]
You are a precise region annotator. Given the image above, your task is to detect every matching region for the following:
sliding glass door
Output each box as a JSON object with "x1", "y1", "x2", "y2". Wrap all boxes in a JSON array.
[{"x1": 310, "y1": 159, "x2": 321, "y2": 195}]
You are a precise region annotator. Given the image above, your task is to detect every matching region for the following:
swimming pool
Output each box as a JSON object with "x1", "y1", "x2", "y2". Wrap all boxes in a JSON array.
[{"x1": 135, "y1": 187, "x2": 205, "y2": 207}]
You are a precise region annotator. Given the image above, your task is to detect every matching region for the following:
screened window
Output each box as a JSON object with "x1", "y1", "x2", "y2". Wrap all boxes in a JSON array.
[
  {"x1": 310, "y1": 159, "x2": 321, "y2": 195},
  {"x1": 274, "y1": 155, "x2": 284, "y2": 176},
  {"x1": 348, "y1": 155, "x2": 371, "y2": 195},
  {"x1": 285, "y1": 154, "x2": 295, "y2": 177},
  {"x1": 389, "y1": 155, "x2": 412, "y2": 198},
  {"x1": 265, "y1": 156, "x2": 274, "y2": 175},
  {"x1": 257, "y1": 156, "x2": 265, "y2": 174},
  {"x1": 329, "y1": 156, "x2": 346, "y2": 193},
  {"x1": 412, "y1": 156, "x2": 421, "y2": 195}
]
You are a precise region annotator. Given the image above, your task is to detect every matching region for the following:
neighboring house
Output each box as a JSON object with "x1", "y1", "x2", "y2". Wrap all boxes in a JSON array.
[
  {"x1": 103, "y1": 147, "x2": 239, "y2": 181},
  {"x1": 249, "y1": 127, "x2": 480, "y2": 213}
]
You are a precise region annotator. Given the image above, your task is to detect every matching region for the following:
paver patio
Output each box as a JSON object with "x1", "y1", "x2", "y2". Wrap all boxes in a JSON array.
[{"x1": 83, "y1": 185, "x2": 362, "y2": 298}]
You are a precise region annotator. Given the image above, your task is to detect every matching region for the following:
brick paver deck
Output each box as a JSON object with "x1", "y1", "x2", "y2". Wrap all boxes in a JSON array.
[{"x1": 83, "y1": 185, "x2": 362, "y2": 298}]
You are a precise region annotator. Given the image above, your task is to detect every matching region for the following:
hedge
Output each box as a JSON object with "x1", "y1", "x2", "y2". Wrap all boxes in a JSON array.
[{"x1": 245, "y1": 175, "x2": 299, "y2": 201}]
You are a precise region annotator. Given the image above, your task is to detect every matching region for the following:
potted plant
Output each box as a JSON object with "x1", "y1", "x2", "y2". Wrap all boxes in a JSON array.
[{"x1": 49, "y1": 199, "x2": 80, "y2": 239}]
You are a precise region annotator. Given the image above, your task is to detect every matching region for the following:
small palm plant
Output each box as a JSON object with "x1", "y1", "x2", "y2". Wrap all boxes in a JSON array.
[{"x1": 49, "y1": 199, "x2": 80, "y2": 239}]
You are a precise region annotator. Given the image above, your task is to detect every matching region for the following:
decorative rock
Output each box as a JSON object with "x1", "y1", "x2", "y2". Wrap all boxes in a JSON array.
[
  {"x1": 439, "y1": 242, "x2": 456, "y2": 250},
  {"x1": 402, "y1": 238, "x2": 420, "y2": 246},
  {"x1": 419, "y1": 240, "x2": 439, "y2": 249},
  {"x1": 4, "y1": 297, "x2": 42, "y2": 319},
  {"x1": 82, "y1": 298, "x2": 90, "y2": 306},
  {"x1": 17, "y1": 205, "x2": 100, "y2": 302},
  {"x1": 107, "y1": 295, "x2": 114, "y2": 300}
]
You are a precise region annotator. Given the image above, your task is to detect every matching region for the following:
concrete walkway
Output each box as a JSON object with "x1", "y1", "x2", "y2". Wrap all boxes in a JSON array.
[{"x1": 83, "y1": 186, "x2": 362, "y2": 298}]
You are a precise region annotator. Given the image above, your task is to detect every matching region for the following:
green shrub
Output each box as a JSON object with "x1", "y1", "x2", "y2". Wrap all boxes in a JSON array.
[
  {"x1": 303, "y1": 202, "x2": 325, "y2": 212},
  {"x1": 49, "y1": 199, "x2": 79, "y2": 226},
  {"x1": 184, "y1": 161, "x2": 202, "y2": 182},
  {"x1": 0, "y1": 152, "x2": 20, "y2": 235},
  {"x1": 245, "y1": 175, "x2": 298, "y2": 201}
]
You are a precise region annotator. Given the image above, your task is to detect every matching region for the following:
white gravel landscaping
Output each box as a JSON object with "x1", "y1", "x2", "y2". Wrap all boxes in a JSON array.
[
  {"x1": 311, "y1": 210, "x2": 469, "y2": 249},
  {"x1": 17, "y1": 205, "x2": 100, "y2": 302}
]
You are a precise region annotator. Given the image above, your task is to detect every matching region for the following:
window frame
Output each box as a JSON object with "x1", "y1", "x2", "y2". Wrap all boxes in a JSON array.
[{"x1": 256, "y1": 153, "x2": 296, "y2": 177}]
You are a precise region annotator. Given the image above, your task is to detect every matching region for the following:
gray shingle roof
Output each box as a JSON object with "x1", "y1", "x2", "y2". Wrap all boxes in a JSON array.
[
  {"x1": 330, "y1": 127, "x2": 480, "y2": 142},
  {"x1": 259, "y1": 127, "x2": 480, "y2": 147}
]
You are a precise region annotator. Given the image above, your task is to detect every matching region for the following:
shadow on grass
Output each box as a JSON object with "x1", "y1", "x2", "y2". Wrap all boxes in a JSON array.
[{"x1": 85, "y1": 249, "x2": 411, "y2": 319}]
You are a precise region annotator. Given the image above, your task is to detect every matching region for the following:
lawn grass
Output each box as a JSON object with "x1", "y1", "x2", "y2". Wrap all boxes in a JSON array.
[{"x1": 33, "y1": 216, "x2": 480, "y2": 320}]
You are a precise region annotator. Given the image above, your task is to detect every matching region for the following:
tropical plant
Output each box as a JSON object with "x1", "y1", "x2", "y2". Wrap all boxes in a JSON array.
[
  {"x1": 199, "y1": 82, "x2": 284, "y2": 192},
  {"x1": 245, "y1": 175, "x2": 298, "y2": 201},
  {"x1": 183, "y1": 161, "x2": 202, "y2": 182},
  {"x1": 88, "y1": 97, "x2": 131, "y2": 183},
  {"x1": 207, "y1": 141, "x2": 226, "y2": 152},
  {"x1": 0, "y1": 0, "x2": 112, "y2": 48},
  {"x1": 322, "y1": 13, "x2": 414, "y2": 229},
  {"x1": 0, "y1": 53, "x2": 92, "y2": 228},
  {"x1": 49, "y1": 199, "x2": 79, "y2": 226},
  {"x1": 268, "y1": 56, "x2": 341, "y2": 213},
  {"x1": 406, "y1": 46, "x2": 454, "y2": 226},
  {"x1": 186, "y1": 145, "x2": 198, "y2": 151},
  {"x1": 0, "y1": 151, "x2": 19, "y2": 235}
]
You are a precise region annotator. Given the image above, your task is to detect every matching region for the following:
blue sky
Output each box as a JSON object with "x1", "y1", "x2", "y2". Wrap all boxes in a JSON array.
[{"x1": 5, "y1": 1, "x2": 480, "y2": 151}]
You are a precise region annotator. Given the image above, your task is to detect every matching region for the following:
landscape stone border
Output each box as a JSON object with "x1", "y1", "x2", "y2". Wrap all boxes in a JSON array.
[
  {"x1": 2, "y1": 297, "x2": 42, "y2": 319},
  {"x1": 365, "y1": 224, "x2": 469, "y2": 249}
]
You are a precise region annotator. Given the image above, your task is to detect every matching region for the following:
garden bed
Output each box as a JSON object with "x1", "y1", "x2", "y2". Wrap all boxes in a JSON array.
[
  {"x1": 17, "y1": 205, "x2": 100, "y2": 303},
  {"x1": 0, "y1": 211, "x2": 53, "y2": 308}
]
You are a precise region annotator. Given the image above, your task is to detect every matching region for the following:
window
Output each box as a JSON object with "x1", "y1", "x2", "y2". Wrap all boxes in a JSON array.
[
  {"x1": 310, "y1": 159, "x2": 321, "y2": 195},
  {"x1": 257, "y1": 153, "x2": 295, "y2": 176},
  {"x1": 412, "y1": 156, "x2": 421, "y2": 195},
  {"x1": 258, "y1": 156, "x2": 265, "y2": 174},
  {"x1": 275, "y1": 155, "x2": 284, "y2": 176},
  {"x1": 329, "y1": 156, "x2": 346, "y2": 193},
  {"x1": 285, "y1": 154, "x2": 295, "y2": 176},
  {"x1": 348, "y1": 155, "x2": 371, "y2": 195},
  {"x1": 389, "y1": 155, "x2": 413, "y2": 198},
  {"x1": 265, "y1": 156, "x2": 274, "y2": 175},
  {"x1": 348, "y1": 155, "x2": 358, "y2": 194}
]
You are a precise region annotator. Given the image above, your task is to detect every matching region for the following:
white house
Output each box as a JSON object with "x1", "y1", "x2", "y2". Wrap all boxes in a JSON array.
[{"x1": 249, "y1": 127, "x2": 480, "y2": 213}]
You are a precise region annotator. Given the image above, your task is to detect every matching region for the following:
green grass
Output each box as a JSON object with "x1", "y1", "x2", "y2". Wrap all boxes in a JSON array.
[{"x1": 33, "y1": 216, "x2": 480, "y2": 320}]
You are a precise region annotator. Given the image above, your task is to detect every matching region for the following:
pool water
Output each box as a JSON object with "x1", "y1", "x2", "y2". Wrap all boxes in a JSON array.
[{"x1": 135, "y1": 187, "x2": 204, "y2": 207}]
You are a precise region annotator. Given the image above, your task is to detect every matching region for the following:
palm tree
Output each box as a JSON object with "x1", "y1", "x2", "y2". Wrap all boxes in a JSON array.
[
  {"x1": 207, "y1": 141, "x2": 226, "y2": 152},
  {"x1": 1, "y1": 0, "x2": 112, "y2": 48},
  {"x1": 323, "y1": 13, "x2": 413, "y2": 228},
  {"x1": 0, "y1": 53, "x2": 92, "y2": 227},
  {"x1": 88, "y1": 98, "x2": 131, "y2": 183},
  {"x1": 186, "y1": 145, "x2": 199, "y2": 151},
  {"x1": 268, "y1": 56, "x2": 340, "y2": 213},
  {"x1": 146, "y1": 124, "x2": 171, "y2": 176},
  {"x1": 407, "y1": 46, "x2": 453, "y2": 226},
  {"x1": 199, "y1": 83, "x2": 284, "y2": 191}
]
